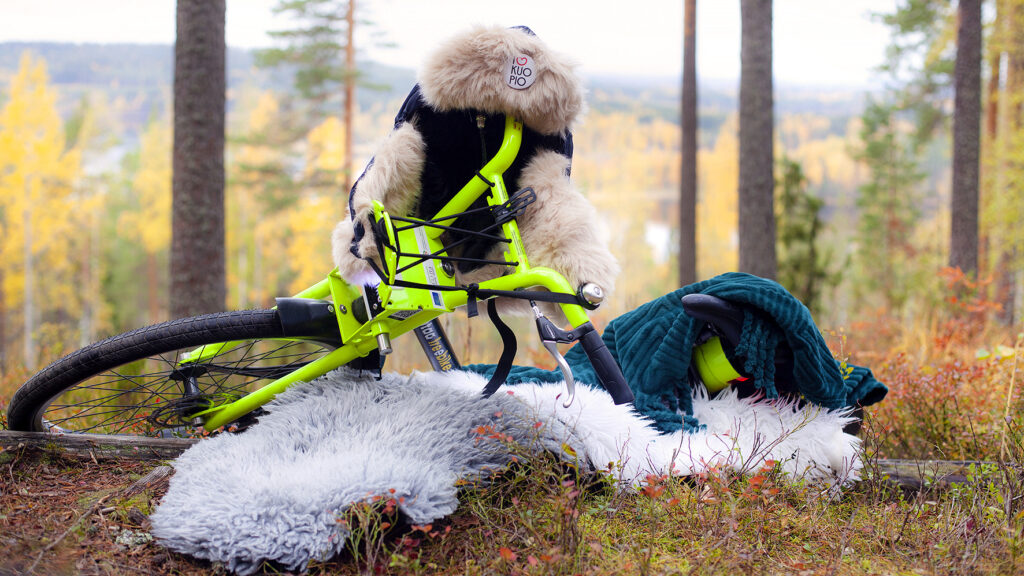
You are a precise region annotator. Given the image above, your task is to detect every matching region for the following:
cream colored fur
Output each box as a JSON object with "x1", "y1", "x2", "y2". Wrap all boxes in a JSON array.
[
  {"x1": 417, "y1": 26, "x2": 585, "y2": 135},
  {"x1": 516, "y1": 152, "x2": 618, "y2": 294},
  {"x1": 331, "y1": 217, "x2": 367, "y2": 281},
  {"x1": 332, "y1": 122, "x2": 426, "y2": 280},
  {"x1": 457, "y1": 151, "x2": 619, "y2": 319}
]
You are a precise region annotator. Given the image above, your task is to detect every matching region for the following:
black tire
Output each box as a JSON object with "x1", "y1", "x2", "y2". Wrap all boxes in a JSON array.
[{"x1": 7, "y1": 310, "x2": 335, "y2": 436}]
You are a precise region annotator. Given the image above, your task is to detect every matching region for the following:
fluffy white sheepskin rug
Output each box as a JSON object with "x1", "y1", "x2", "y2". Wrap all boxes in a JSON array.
[{"x1": 150, "y1": 369, "x2": 860, "y2": 574}]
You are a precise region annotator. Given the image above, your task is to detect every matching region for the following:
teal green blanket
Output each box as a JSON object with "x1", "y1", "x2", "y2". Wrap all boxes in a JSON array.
[{"x1": 467, "y1": 273, "x2": 887, "y2": 433}]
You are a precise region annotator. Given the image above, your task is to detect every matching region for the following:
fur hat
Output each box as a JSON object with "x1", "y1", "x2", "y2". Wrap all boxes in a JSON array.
[{"x1": 417, "y1": 25, "x2": 586, "y2": 136}]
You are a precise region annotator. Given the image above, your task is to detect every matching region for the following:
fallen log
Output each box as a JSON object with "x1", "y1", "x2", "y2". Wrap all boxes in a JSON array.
[
  {"x1": 3, "y1": 430, "x2": 1020, "y2": 494},
  {"x1": 0, "y1": 430, "x2": 197, "y2": 461},
  {"x1": 863, "y1": 458, "x2": 1021, "y2": 493}
]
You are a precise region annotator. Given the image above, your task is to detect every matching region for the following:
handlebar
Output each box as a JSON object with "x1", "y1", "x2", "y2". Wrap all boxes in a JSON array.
[{"x1": 578, "y1": 327, "x2": 634, "y2": 405}]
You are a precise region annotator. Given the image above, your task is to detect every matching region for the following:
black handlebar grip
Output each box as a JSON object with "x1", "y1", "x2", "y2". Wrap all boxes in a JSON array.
[{"x1": 579, "y1": 329, "x2": 634, "y2": 405}]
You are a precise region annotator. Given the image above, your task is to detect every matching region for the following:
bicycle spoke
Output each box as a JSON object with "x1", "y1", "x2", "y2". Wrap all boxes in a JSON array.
[
  {"x1": 70, "y1": 405, "x2": 141, "y2": 434},
  {"x1": 51, "y1": 378, "x2": 178, "y2": 412},
  {"x1": 47, "y1": 405, "x2": 148, "y2": 426},
  {"x1": 41, "y1": 337, "x2": 334, "y2": 434},
  {"x1": 50, "y1": 377, "x2": 175, "y2": 398}
]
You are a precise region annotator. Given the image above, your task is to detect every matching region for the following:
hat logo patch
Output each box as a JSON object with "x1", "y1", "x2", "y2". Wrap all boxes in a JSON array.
[{"x1": 505, "y1": 54, "x2": 536, "y2": 90}]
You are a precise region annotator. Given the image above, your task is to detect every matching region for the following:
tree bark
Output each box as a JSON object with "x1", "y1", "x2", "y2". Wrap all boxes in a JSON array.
[
  {"x1": 0, "y1": 267, "x2": 5, "y2": 373},
  {"x1": 986, "y1": 50, "x2": 1001, "y2": 142},
  {"x1": 738, "y1": 0, "x2": 776, "y2": 280},
  {"x1": 980, "y1": 6, "x2": 1001, "y2": 283},
  {"x1": 996, "y1": 0, "x2": 1023, "y2": 325},
  {"x1": 147, "y1": 252, "x2": 161, "y2": 324},
  {"x1": 171, "y1": 0, "x2": 226, "y2": 319},
  {"x1": 23, "y1": 202, "x2": 35, "y2": 371},
  {"x1": 344, "y1": 0, "x2": 356, "y2": 194},
  {"x1": 950, "y1": 0, "x2": 982, "y2": 276},
  {"x1": 0, "y1": 430, "x2": 195, "y2": 461},
  {"x1": 679, "y1": 0, "x2": 698, "y2": 286}
]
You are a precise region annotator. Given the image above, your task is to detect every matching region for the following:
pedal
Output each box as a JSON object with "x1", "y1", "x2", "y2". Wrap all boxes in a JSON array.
[{"x1": 532, "y1": 303, "x2": 576, "y2": 408}]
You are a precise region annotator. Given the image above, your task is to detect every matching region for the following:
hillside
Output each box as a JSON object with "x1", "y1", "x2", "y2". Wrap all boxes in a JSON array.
[
  {"x1": 0, "y1": 41, "x2": 870, "y2": 140},
  {"x1": 0, "y1": 42, "x2": 416, "y2": 132}
]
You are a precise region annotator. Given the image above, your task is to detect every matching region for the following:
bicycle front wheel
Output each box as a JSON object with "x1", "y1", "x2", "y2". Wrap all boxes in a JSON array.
[{"x1": 6, "y1": 310, "x2": 336, "y2": 436}]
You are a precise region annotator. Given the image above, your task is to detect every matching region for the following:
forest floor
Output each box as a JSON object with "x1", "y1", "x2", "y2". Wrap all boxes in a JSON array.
[
  {"x1": 2, "y1": 437, "x2": 1024, "y2": 576},
  {"x1": 0, "y1": 449, "x2": 209, "y2": 576}
]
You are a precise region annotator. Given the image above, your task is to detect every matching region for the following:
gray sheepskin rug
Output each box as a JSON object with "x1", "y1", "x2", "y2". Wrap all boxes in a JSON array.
[{"x1": 150, "y1": 369, "x2": 861, "y2": 574}]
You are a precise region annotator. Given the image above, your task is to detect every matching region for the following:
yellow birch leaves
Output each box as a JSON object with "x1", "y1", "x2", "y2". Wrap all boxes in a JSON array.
[{"x1": 0, "y1": 52, "x2": 82, "y2": 321}]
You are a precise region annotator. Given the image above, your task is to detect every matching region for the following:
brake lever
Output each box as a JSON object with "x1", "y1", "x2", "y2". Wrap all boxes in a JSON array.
[{"x1": 531, "y1": 302, "x2": 579, "y2": 408}]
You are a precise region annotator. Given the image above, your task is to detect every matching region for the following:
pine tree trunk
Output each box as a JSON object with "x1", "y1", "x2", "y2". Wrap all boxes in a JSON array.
[
  {"x1": 738, "y1": 0, "x2": 777, "y2": 280},
  {"x1": 343, "y1": 0, "x2": 355, "y2": 194},
  {"x1": 236, "y1": 198, "x2": 248, "y2": 310},
  {"x1": 986, "y1": 51, "x2": 1001, "y2": 142},
  {"x1": 950, "y1": 0, "x2": 982, "y2": 276},
  {"x1": 147, "y1": 252, "x2": 161, "y2": 324},
  {"x1": 0, "y1": 267, "x2": 6, "y2": 373},
  {"x1": 980, "y1": 12, "x2": 1001, "y2": 282},
  {"x1": 679, "y1": 0, "x2": 698, "y2": 286},
  {"x1": 996, "y1": 0, "x2": 1023, "y2": 325},
  {"x1": 78, "y1": 202, "x2": 91, "y2": 348},
  {"x1": 171, "y1": 0, "x2": 226, "y2": 319},
  {"x1": 23, "y1": 202, "x2": 36, "y2": 371}
]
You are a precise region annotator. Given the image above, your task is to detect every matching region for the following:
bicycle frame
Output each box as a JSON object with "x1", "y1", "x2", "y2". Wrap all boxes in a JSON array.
[{"x1": 190, "y1": 116, "x2": 598, "y2": 431}]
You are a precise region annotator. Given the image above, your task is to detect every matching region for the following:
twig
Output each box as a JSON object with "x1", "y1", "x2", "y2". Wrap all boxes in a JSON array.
[
  {"x1": 891, "y1": 498, "x2": 917, "y2": 548},
  {"x1": 827, "y1": 505, "x2": 858, "y2": 576},
  {"x1": 6, "y1": 443, "x2": 25, "y2": 486},
  {"x1": 1000, "y1": 334, "x2": 1022, "y2": 460},
  {"x1": 26, "y1": 494, "x2": 112, "y2": 575}
]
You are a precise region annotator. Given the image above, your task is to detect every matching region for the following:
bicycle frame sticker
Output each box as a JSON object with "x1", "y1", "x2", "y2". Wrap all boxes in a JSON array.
[
  {"x1": 416, "y1": 320, "x2": 456, "y2": 371},
  {"x1": 388, "y1": 310, "x2": 419, "y2": 321},
  {"x1": 413, "y1": 226, "x2": 446, "y2": 309}
]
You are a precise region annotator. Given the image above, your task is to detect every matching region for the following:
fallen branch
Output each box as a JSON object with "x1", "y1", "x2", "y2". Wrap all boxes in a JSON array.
[{"x1": 124, "y1": 465, "x2": 174, "y2": 498}]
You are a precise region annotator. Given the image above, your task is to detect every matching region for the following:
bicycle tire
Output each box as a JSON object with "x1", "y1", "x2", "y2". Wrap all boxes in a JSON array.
[{"x1": 7, "y1": 309, "x2": 335, "y2": 436}]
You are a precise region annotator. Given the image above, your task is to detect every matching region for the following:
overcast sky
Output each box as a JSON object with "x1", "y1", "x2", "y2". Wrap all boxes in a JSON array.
[{"x1": 0, "y1": 0, "x2": 897, "y2": 86}]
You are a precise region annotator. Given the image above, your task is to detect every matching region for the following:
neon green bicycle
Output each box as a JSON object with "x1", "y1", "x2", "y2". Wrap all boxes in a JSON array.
[{"x1": 6, "y1": 116, "x2": 634, "y2": 437}]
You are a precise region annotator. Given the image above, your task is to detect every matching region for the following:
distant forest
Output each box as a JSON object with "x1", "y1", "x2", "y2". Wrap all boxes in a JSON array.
[
  {"x1": 0, "y1": 42, "x2": 415, "y2": 132},
  {"x1": 0, "y1": 42, "x2": 867, "y2": 144}
]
